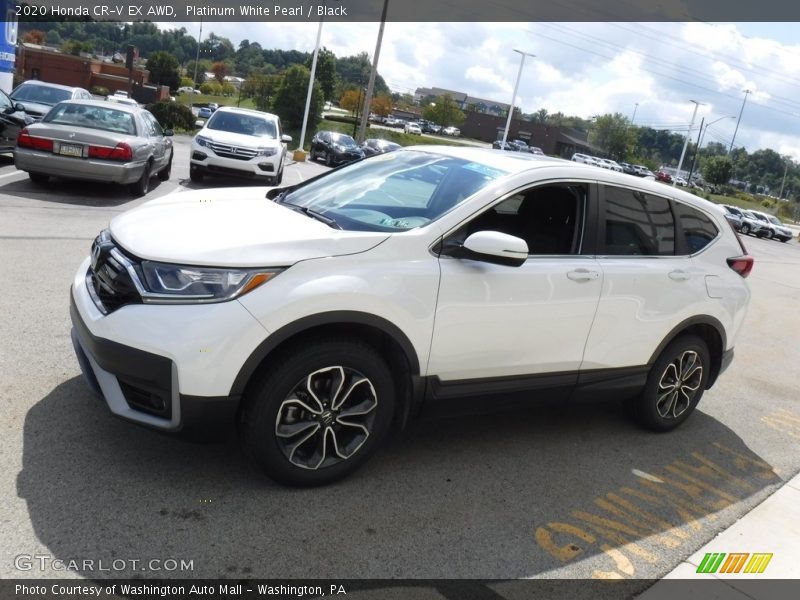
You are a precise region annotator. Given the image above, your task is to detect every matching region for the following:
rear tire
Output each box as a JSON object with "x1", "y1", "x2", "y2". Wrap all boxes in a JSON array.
[
  {"x1": 241, "y1": 339, "x2": 395, "y2": 486},
  {"x1": 626, "y1": 334, "x2": 710, "y2": 432},
  {"x1": 128, "y1": 162, "x2": 151, "y2": 197},
  {"x1": 740, "y1": 223, "x2": 750, "y2": 235}
]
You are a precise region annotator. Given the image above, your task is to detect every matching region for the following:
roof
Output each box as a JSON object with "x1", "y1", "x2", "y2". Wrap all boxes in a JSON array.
[
  {"x1": 215, "y1": 106, "x2": 279, "y2": 119},
  {"x1": 57, "y1": 98, "x2": 142, "y2": 113},
  {"x1": 13, "y1": 79, "x2": 86, "y2": 93}
]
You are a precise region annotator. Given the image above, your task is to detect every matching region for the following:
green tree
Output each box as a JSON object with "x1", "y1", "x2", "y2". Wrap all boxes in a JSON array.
[
  {"x1": 242, "y1": 73, "x2": 283, "y2": 111},
  {"x1": 422, "y1": 95, "x2": 465, "y2": 127},
  {"x1": 589, "y1": 113, "x2": 635, "y2": 160},
  {"x1": 272, "y1": 65, "x2": 323, "y2": 130},
  {"x1": 146, "y1": 51, "x2": 181, "y2": 90},
  {"x1": 703, "y1": 156, "x2": 734, "y2": 186},
  {"x1": 200, "y1": 81, "x2": 222, "y2": 95},
  {"x1": 306, "y1": 47, "x2": 338, "y2": 102},
  {"x1": 179, "y1": 76, "x2": 195, "y2": 89}
]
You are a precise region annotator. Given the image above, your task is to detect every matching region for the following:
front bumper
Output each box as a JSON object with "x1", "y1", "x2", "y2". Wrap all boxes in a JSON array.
[
  {"x1": 14, "y1": 148, "x2": 146, "y2": 184},
  {"x1": 190, "y1": 143, "x2": 282, "y2": 179},
  {"x1": 70, "y1": 258, "x2": 271, "y2": 433}
]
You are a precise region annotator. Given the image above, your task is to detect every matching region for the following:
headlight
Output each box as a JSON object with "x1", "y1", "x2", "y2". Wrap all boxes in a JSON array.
[
  {"x1": 195, "y1": 135, "x2": 211, "y2": 147},
  {"x1": 257, "y1": 147, "x2": 277, "y2": 157},
  {"x1": 140, "y1": 261, "x2": 282, "y2": 303}
]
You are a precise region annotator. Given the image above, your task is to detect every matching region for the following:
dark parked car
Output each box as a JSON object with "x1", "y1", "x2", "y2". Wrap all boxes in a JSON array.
[
  {"x1": 720, "y1": 204, "x2": 744, "y2": 231},
  {"x1": 492, "y1": 140, "x2": 516, "y2": 151},
  {"x1": 310, "y1": 131, "x2": 365, "y2": 166},
  {"x1": 619, "y1": 162, "x2": 637, "y2": 175},
  {"x1": 0, "y1": 89, "x2": 32, "y2": 154},
  {"x1": 10, "y1": 80, "x2": 92, "y2": 120},
  {"x1": 362, "y1": 138, "x2": 401, "y2": 157},
  {"x1": 510, "y1": 139, "x2": 529, "y2": 152}
]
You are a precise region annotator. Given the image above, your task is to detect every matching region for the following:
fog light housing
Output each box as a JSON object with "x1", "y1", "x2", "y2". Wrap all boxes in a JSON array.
[
  {"x1": 258, "y1": 163, "x2": 274, "y2": 172},
  {"x1": 192, "y1": 151, "x2": 207, "y2": 161}
]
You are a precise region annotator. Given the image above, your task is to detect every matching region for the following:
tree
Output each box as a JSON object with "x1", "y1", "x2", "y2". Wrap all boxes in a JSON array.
[
  {"x1": 272, "y1": 64, "x2": 323, "y2": 130},
  {"x1": 339, "y1": 89, "x2": 362, "y2": 115},
  {"x1": 146, "y1": 51, "x2": 181, "y2": 90},
  {"x1": 371, "y1": 94, "x2": 392, "y2": 118},
  {"x1": 703, "y1": 156, "x2": 734, "y2": 186},
  {"x1": 211, "y1": 61, "x2": 228, "y2": 84},
  {"x1": 200, "y1": 81, "x2": 222, "y2": 95},
  {"x1": 589, "y1": 113, "x2": 635, "y2": 160},
  {"x1": 241, "y1": 73, "x2": 283, "y2": 112},
  {"x1": 306, "y1": 48, "x2": 338, "y2": 102},
  {"x1": 180, "y1": 76, "x2": 195, "y2": 89},
  {"x1": 422, "y1": 94, "x2": 465, "y2": 127},
  {"x1": 45, "y1": 30, "x2": 61, "y2": 46},
  {"x1": 530, "y1": 108, "x2": 548, "y2": 124},
  {"x1": 23, "y1": 30, "x2": 45, "y2": 44}
]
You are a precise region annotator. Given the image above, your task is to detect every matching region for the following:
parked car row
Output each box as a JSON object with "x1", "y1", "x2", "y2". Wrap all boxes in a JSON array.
[
  {"x1": 492, "y1": 139, "x2": 544, "y2": 154},
  {"x1": 572, "y1": 153, "x2": 625, "y2": 173},
  {"x1": 722, "y1": 205, "x2": 793, "y2": 242}
]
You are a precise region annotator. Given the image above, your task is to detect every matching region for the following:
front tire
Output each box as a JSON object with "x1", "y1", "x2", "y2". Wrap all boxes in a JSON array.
[
  {"x1": 325, "y1": 152, "x2": 334, "y2": 167},
  {"x1": 241, "y1": 339, "x2": 395, "y2": 486},
  {"x1": 627, "y1": 335, "x2": 710, "y2": 432},
  {"x1": 189, "y1": 166, "x2": 204, "y2": 182},
  {"x1": 740, "y1": 223, "x2": 750, "y2": 235}
]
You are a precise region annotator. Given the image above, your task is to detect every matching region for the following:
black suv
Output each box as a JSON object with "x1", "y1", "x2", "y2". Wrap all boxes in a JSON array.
[{"x1": 310, "y1": 131, "x2": 365, "y2": 166}]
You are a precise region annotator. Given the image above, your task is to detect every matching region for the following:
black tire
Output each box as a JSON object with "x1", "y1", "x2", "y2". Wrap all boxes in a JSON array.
[
  {"x1": 763, "y1": 229, "x2": 773, "y2": 239},
  {"x1": 129, "y1": 162, "x2": 151, "y2": 197},
  {"x1": 241, "y1": 339, "x2": 395, "y2": 486},
  {"x1": 28, "y1": 172, "x2": 48, "y2": 185},
  {"x1": 325, "y1": 152, "x2": 334, "y2": 167},
  {"x1": 157, "y1": 152, "x2": 172, "y2": 181},
  {"x1": 626, "y1": 334, "x2": 710, "y2": 432},
  {"x1": 189, "y1": 166, "x2": 204, "y2": 182},
  {"x1": 740, "y1": 223, "x2": 750, "y2": 235}
]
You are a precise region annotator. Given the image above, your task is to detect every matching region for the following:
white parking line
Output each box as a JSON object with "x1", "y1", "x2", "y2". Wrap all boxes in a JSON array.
[{"x1": 0, "y1": 170, "x2": 25, "y2": 180}]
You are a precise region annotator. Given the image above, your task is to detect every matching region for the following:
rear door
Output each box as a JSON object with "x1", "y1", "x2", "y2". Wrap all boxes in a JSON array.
[{"x1": 582, "y1": 185, "x2": 709, "y2": 370}]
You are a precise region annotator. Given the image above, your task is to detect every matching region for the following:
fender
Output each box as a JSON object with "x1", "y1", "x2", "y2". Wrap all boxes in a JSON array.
[{"x1": 228, "y1": 310, "x2": 421, "y2": 397}]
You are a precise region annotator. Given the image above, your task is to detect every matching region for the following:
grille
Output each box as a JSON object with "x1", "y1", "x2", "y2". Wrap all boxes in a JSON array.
[
  {"x1": 207, "y1": 142, "x2": 258, "y2": 160},
  {"x1": 88, "y1": 238, "x2": 142, "y2": 313}
]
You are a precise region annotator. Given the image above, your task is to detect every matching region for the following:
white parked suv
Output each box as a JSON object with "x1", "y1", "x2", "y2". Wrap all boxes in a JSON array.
[
  {"x1": 189, "y1": 106, "x2": 291, "y2": 185},
  {"x1": 70, "y1": 147, "x2": 752, "y2": 486}
]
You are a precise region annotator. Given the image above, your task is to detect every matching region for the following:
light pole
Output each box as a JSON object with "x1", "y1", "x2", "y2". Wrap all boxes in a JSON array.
[
  {"x1": 357, "y1": 0, "x2": 390, "y2": 143},
  {"x1": 501, "y1": 49, "x2": 535, "y2": 148},
  {"x1": 630, "y1": 102, "x2": 639, "y2": 125},
  {"x1": 687, "y1": 115, "x2": 735, "y2": 184},
  {"x1": 192, "y1": 18, "x2": 203, "y2": 89},
  {"x1": 297, "y1": 13, "x2": 324, "y2": 157},
  {"x1": 779, "y1": 158, "x2": 790, "y2": 199},
  {"x1": 728, "y1": 89, "x2": 751, "y2": 155},
  {"x1": 674, "y1": 99, "x2": 703, "y2": 187}
]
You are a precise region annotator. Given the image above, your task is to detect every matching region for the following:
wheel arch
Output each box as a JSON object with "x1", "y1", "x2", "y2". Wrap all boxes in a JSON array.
[
  {"x1": 230, "y1": 311, "x2": 422, "y2": 423},
  {"x1": 647, "y1": 315, "x2": 727, "y2": 389}
]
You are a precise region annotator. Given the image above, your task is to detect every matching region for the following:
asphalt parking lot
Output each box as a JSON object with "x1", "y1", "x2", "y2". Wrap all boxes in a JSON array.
[{"x1": 1, "y1": 139, "x2": 800, "y2": 592}]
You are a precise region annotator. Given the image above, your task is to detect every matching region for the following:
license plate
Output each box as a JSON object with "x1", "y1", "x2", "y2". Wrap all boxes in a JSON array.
[{"x1": 59, "y1": 143, "x2": 83, "y2": 157}]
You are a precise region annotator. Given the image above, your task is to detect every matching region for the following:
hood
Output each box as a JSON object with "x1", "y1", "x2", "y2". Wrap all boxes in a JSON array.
[
  {"x1": 109, "y1": 188, "x2": 389, "y2": 267},
  {"x1": 197, "y1": 128, "x2": 280, "y2": 148}
]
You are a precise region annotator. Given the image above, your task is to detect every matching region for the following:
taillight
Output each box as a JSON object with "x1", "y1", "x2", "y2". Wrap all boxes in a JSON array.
[
  {"x1": 88, "y1": 142, "x2": 132, "y2": 162},
  {"x1": 17, "y1": 128, "x2": 53, "y2": 152},
  {"x1": 727, "y1": 256, "x2": 754, "y2": 278}
]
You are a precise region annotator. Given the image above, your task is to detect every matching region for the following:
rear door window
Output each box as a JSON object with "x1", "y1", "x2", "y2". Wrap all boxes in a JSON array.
[{"x1": 673, "y1": 202, "x2": 719, "y2": 254}]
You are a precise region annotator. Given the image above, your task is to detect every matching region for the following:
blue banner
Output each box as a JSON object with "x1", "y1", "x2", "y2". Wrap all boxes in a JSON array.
[{"x1": 0, "y1": 0, "x2": 17, "y2": 73}]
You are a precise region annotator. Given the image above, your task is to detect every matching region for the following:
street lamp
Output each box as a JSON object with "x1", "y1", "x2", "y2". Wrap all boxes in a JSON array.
[
  {"x1": 501, "y1": 49, "x2": 535, "y2": 148},
  {"x1": 674, "y1": 99, "x2": 704, "y2": 187},
  {"x1": 686, "y1": 115, "x2": 735, "y2": 184},
  {"x1": 631, "y1": 102, "x2": 639, "y2": 125}
]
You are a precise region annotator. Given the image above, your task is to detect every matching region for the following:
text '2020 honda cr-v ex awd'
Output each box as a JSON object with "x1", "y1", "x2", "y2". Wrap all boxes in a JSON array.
[{"x1": 70, "y1": 148, "x2": 752, "y2": 486}]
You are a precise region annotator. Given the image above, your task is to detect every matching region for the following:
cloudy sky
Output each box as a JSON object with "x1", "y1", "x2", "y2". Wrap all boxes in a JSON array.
[{"x1": 183, "y1": 21, "x2": 800, "y2": 159}]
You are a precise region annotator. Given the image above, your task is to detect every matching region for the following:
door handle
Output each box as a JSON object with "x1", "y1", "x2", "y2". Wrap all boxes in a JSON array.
[
  {"x1": 669, "y1": 270, "x2": 691, "y2": 281},
  {"x1": 567, "y1": 269, "x2": 600, "y2": 282}
]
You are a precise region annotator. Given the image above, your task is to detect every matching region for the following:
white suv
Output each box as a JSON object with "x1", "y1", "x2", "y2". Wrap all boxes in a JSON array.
[
  {"x1": 189, "y1": 106, "x2": 291, "y2": 185},
  {"x1": 70, "y1": 147, "x2": 752, "y2": 486}
]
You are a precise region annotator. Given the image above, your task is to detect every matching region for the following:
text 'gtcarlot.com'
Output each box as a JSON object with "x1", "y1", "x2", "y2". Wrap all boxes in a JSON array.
[{"x1": 14, "y1": 553, "x2": 194, "y2": 572}]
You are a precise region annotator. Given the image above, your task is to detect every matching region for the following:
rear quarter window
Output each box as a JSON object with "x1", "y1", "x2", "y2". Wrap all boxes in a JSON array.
[{"x1": 673, "y1": 202, "x2": 719, "y2": 254}]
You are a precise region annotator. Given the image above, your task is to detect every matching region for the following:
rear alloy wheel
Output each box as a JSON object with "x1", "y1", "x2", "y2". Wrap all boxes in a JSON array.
[
  {"x1": 157, "y1": 152, "x2": 172, "y2": 181},
  {"x1": 242, "y1": 340, "x2": 395, "y2": 486},
  {"x1": 129, "y1": 162, "x2": 151, "y2": 197},
  {"x1": 762, "y1": 229, "x2": 773, "y2": 239},
  {"x1": 28, "y1": 172, "x2": 48, "y2": 185},
  {"x1": 627, "y1": 334, "x2": 709, "y2": 432},
  {"x1": 740, "y1": 223, "x2": 750, "y2": 235}
]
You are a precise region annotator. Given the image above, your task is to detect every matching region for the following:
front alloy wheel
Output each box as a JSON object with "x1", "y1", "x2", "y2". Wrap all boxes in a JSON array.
[
  {"x1": 275, "y1": 366, "x2": 378, "y2": 470},
  {"x1": 242, "y1": 339, "x2": 395, "y2": 486},
  {"x1": 627, "y1": 334, "x2": 709, "y2": 432}
]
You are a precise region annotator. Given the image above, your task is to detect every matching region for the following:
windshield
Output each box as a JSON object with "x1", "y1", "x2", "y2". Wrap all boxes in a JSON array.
[
  {"x1": 768, "y1": 216, "x2": 781, "y2": 225},
  {"x1": 331, "y1": 133, "x2": 357, "y2": 147},
  {"x1": 280, "y1": 150, "x2": 507, "y2": 232},
  {"x1": 12, "y1": 84, "x2": 72, "y2": 106},
  {"x1": 44, "y1": 103, "x2": 136, "y2": 135},
  {"x1": 207, "y1": 112, "x2": 277, "y2": 138}
]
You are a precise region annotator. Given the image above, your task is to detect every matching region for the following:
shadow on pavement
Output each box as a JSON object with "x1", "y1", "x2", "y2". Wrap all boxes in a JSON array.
[
  {"x1": 0, "y1": 176, "x2": 168, "y2": 207},
  {"x1": 17, "y1": 377, "x2": 780, "y2": 581}
]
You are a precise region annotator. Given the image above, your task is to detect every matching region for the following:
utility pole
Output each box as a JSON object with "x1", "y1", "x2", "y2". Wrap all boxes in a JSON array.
[
  {"x1": 686, "y1": 117, "x2": 704, "y2": 185},
  {"x1": 501, "y1": 49, "x2": 535, "y2": 148},
  {"x1": 297, "y1": 13, "x2": 324, "y2": 156},
  {"x1": 630, "y1": 102, "x2": 639, "y2": 125},
  {"x1": 779, "y1": 159, "x2": 789, "y2": 199},
  {"x1": 728, "y1": 89, "x2": 751, "y2": 155},
  {"x1": 674, "y1": 100, "x2": 703, "y2": 187},
  {"x1": 192, "y1": 18, "x2": 203, "y2": 88},
  {"x1": 357, "y1": 0, "x2": 389, "y2": 143}
]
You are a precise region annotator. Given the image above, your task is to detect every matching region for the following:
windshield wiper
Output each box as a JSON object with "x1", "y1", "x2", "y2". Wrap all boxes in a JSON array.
[{"x1": 282, "y1": 202, "x2": 342, "y2": 230}]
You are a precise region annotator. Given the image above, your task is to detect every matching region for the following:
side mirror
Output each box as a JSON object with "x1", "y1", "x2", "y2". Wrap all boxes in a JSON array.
[
  {"x1": 14, "y1": 102, "x2": 25, "y2": 112},
  {"x1": 194, "y1": 120, "x2": 204, "y2": 129},
  {"x1": 163, "y1": 129, "x2": 174, "y2": 137},
  {"x1": 281, "y1": 134, "x2": 292, "y2": 143},
  {"x1": 448, "y1": 231, "x2": 528, "y2": 267}
]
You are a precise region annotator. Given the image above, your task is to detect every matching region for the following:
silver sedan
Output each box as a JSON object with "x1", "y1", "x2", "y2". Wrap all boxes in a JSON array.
[{"x1": 13, "y1": 99, "x2": 173, "y2": 196}]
